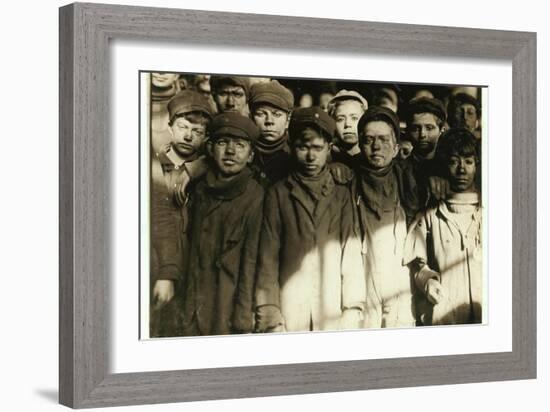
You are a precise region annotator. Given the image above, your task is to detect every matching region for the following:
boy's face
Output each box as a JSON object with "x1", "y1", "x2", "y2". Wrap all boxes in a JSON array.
[
  {"x1": 169, "y1": 117, "x2": 207, "y2": 158},
  {"x1": 151, "y1": 73, "x2": 179, "y2": 88},
  {"x1": 208, "y1": 136, "x2": 253, "y2": 177},
  {"x1": 359, "y1": 120, "x2": 399, "y2": 169},
  {"x1": 408, "y1": 112, "x2": 442, "y2": 159},
  {"x1": 447, "y1": 154, "x2": 477, "y2": 192},
  {"x1": 451, "y1": 103, "x2": 478, "y2": 132},
  {"x1": 333, "y1": 100, "x2": 364, "y2": 148},
  {"x1": 252, "y1": 103, "x2": 290, "y2": 142},
  {"x1": 214, "y1": 85, "x2": 247, "y2": 115},
  {"x1": 292, "y1": 128, "x2": 331, "y2": 177}
]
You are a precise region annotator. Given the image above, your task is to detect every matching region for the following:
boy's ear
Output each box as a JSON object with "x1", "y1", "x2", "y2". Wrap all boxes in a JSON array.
[{"x1": 392, "y1": 143, "x2": 400, "y2": 159}]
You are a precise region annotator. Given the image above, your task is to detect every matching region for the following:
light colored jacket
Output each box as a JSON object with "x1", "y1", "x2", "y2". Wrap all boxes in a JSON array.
[{"x1": 404, "y1": 200, "x2": 483, "y2": 325}]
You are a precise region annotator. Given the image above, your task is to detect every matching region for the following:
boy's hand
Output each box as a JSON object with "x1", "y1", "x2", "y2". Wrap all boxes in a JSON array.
[
  {"x1": 173, "y1": 170, "x2": 191, "y2": 207},
  {"x1": 426, "y1": 279, "x2": 445, "y2": 305},
  {"x1": 255, "y1": 305, "x2": 285, "y2": 333},
  {"x1": 153, "y1": 280, "x2": 175, "y2": 308},
  {"x1": 428, "y1": 176, "x2": 450, "y2": 201}
]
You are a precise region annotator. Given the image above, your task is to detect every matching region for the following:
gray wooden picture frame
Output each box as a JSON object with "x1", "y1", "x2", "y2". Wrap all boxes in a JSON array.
[{"x1": 59, "y1": 2, "x2": 537, "y2": 408}]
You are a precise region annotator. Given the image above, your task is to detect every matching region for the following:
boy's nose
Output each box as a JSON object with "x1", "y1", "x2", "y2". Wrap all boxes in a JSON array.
[{"x1": 225, "y1": 142, "x2": 236, "y2": 154}]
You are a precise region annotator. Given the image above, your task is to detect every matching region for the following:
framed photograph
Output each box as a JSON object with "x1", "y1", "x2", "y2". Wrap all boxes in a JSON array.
[{"x1": 59, "y1": 2, "x2": 536, "y2": 408}]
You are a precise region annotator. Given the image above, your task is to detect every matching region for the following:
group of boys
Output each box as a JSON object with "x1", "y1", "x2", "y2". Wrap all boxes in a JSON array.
[{"x1": 150, "y1": 74, "x2": 483, "y2": 337}]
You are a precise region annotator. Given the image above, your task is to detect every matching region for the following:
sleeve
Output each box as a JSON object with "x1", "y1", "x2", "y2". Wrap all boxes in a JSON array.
[
  {"x1": 151, "y1": 158, "x2": 183, "y2": 282},
  {"x1": 402, "y1": 211, "x2": 438, "y2": 292},
  {"x1": 231, "y1": 190, "x2": 265, "y2": 333},
  {"x1": 254, "y1": 187, "x2": 284, "y2": 331},
  {"x1": 340, "y1": 189, "x2": 366, "y2": 312}
]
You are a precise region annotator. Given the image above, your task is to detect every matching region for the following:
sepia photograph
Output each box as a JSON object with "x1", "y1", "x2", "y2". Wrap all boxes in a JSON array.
[{"x1": 141, "y1": 71, "x2": 485, "y2": 339}]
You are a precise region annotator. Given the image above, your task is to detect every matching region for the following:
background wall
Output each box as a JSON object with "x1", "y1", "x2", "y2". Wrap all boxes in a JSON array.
[{"x1": 0, "y1": 0, "x2": 546, "y2": 410}]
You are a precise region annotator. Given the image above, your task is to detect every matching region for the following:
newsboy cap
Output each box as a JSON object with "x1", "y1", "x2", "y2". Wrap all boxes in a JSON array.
[
  {"x1": 448, "y1": 92, "x2": 481, "y2": 115},
  {"x1": 357, "y1": 106, "x2": 401, "y2": 141},
  {"x1": 406, "y1": 96, "x2": 447, "y2": 123},
  {"x1": 327, "y1": 89, "x2": 369, "y2": 116},
  {"x1": 288, "y1": 107, "x2": 336, "y2": 143},
  {"x1": 209, "y1": 112, "x2": 260, "y2": 143},
  {"x1": 210, "y1": 76, "x2": 251, "y2": 98},
  {"x1": 167, "y1": 90, "x2": 214, "y2": 122},
  {"x1": 249, "y1": 80, "x2": 294, "y2": 112}
]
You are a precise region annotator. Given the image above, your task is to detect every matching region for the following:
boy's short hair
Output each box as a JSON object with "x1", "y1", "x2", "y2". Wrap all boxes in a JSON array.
[
  {"x1": 405, "y1": 97, "x2": 447, "y2": 129},
  {"x1": 169, "y1": 111, "x2": 211, "y2": 127},
  {"x1": 436, "y1": 128, "x2": 480, "y2": 165}
]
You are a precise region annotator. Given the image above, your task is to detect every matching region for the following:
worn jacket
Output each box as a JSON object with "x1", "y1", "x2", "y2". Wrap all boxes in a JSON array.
[
  {"x1": 351, "y1": 164, "x2": 418, "y2": 328},
  {"x1": 403, "y1": 198, "x2": 483, "y2": 325},
  {"x1": 182, "y1": 168, "x2": 264, "y2": 335},
  {"x1": 255, "y1": 173, "x2": 366, "y2": 332}
]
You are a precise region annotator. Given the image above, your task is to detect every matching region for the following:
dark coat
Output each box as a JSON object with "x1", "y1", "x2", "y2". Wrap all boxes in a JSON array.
[
  {"x1": 182, "y1": 168, "x2": 264, "y2": 335},
  {"x1": 255, "y1": 173, "x2": 365, "y2": 332}
]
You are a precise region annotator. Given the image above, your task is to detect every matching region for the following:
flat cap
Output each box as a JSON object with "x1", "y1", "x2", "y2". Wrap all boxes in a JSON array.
[
  {"x1": 249, "y1": 80, "x2": 294, "y2": 112},
  {"x1": 289, "y1": 107, "x2": 336, "y2": 142},
  {"x1": 210, "y1": 76, "x2": 250, "y2": 98},
  {"x1": 357, "y1": 106, "x2": 401, "y2": 141},
  {"x1": 209, "y1": 112, "x2": 260, "y2": 143},
  {"x1": 448, "y1": 92, "x2": 481, "y2": 114},
  {"x1": 406, "y1": 96, "x2": 447, "y2": 123},
  {"x1": 327, "y1": 89, "x2": 368, "y2": 116},
  {"x1": 167, "y1": 90, "x2": 214, "y2": 121}
]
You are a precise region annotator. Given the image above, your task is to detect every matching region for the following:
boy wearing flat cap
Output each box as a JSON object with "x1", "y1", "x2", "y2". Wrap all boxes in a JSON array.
[
  {"x1": 254, "y1": 107, "x2": 365, "y2": 333},
  {"x1": 447, "y1": 93, "x2": 481, "y2": 139},
  {"x1": 353, "y1": 106, "x2": 419, "y2": 329},
  {"x1": 181, "y1": 112, "x2": 264, "y2": 336},
  {"x1": 249, "y1": 80, "x2": 295, "y2": 184},
  {"x1": 328, "y1": 89, "x2": 369, "y2": 171},
  {"x1": 404, "y1": 96, "x2": 447, "y2": 205},
  {"x1": 211, "y1": 76, "x2": 250, "y2": 116},
  {"x1": 150, "y1": 89, "x2": 214, "y2": 336}
]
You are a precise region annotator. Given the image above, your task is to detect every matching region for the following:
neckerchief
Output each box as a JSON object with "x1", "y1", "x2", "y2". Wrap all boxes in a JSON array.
[
  {"x1": 358, "y1": 163, "x2": 398, "y2": 219},
  {"x1": 255, "y1": 133, "x2": 288, "y2": 156},
  {"x1": 291, "y1": 166, "x2": 332, "y2": 202},
  {"x1": 204, "y1": 166, "x2": 253, "y2": 200}
]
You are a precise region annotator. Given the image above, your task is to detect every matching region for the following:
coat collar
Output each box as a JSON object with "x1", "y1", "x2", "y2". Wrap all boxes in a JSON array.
[{"x1": 286, "y1": 169, "x2": 335, "y2": 223}]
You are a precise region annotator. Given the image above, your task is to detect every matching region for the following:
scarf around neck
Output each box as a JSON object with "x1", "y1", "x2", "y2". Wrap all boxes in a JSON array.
[
  {"x1": 204, "y1": 166, "x2": 253, "y2": 200},
  {"x1": 358, "y1": 163, "x2": 399, "y2": 219},
  {"x1": 292, "y1": 166, "x2": 332, "y2": 202},
  {"x1": 255, "y1": 134, "x2": 288, "y2": 156}
]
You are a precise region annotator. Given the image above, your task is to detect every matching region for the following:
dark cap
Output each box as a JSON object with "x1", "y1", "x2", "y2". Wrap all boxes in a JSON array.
[
  {"x1": 249, "y1": 80, "x2": 294, "y2": 112},
  {"x1": 210, "y1": 76, "x2": 250, "y2": 98},
  {"x1": 357, "y1": 106, "x2": 401, "y2": 141},
  {"x1": 288, "y1": 107, "x2": 336, "y2": 143},
  {"x1": 406, "y1": 96, "x2": 447, "y2": 123},
  {"x1": 209, "y1": 112, "x2": 260, "y2": 143},
  {"x1": 167, "y1": 90, "x2": 214, "y2": 121},
  {"x1": 448, "y1": 92, "x2": 481, "y2": 114}
]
